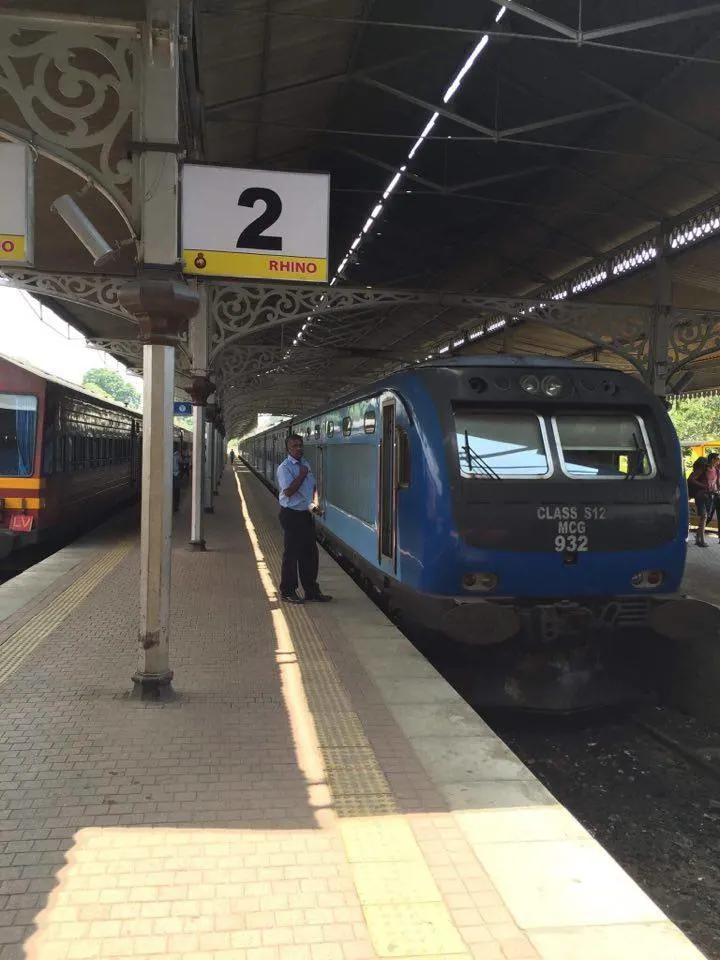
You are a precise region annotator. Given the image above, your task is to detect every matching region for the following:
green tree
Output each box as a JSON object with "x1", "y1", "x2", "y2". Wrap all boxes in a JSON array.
[
  {"x1": 82, "y1": 368, "x2": 140, "y2": 409},
  {"x1": 668, "y1": 395, "x2": 720, "y2": 444},
  {"x1": 82, "y1": 382, "x2": 114, "y2": 402}
]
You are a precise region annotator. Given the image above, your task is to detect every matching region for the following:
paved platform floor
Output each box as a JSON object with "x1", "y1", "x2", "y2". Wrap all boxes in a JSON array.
[
  {"x1": 0, "y1": 468, "x2": 707, "y2": 960},
  {"x1": 683, "y1": 534, "x2": 720, "y2": 606}
]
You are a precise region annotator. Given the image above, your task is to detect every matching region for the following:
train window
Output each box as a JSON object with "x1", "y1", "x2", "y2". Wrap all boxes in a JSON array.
[
  {"x1": 454, "y1": 411, "x2": 550, "y2": 479},
  {"x1": 305, "y1": 426, "x2": 311, "y2": 438},
  {"x1": 314, "y1": 424, "x2": 321, "y2": 439},
  {"x1": 326, "y1": 420, "x2": 334, "y2": 437},
  {"x1": 553, "y1": 414, "x2": 655, "y2": 479},
  {"x1": 342, "y1": 416, "x2": 352, "y2": 437},
  {"x1": 364, "y1": 409, "x2": 376, "y2": 434},
  {"x1": 396, "y1": 427, "x2": 411, "y2": 488},
  {"x1": 0, "y1": 393, "x2": 38, "y2": 477}
]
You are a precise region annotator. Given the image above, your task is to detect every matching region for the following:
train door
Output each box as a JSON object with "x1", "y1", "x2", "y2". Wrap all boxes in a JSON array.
[
  {"x1": 379, "y1": 399, "x2": 397, "y2": 571},
  {"x1": 315, "y1": 444, "x2": 325, "y2": 516}
]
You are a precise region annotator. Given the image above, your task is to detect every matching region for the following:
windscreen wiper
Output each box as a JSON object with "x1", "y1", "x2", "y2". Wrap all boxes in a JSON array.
[
  {"x1": 463, "y1": 430, "x2": 502, "y2": 480},
  {"x1": 626, "y1": 431, "x2": 647, "y2": 480}
]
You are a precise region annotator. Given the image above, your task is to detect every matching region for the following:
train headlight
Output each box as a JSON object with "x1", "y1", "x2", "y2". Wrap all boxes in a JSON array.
[
  {"x1": 631, "y1": 570, "x2": 664, "y2": 589},
  {"x1": 519, "y1": 374, "x2": 540, "y2": 395},
  {"x1": 541, "y1": 375, "x2": 564, "y2": 397},
  {"x1": 463, "y1": 572, "x2": 499, "y2": 592}
]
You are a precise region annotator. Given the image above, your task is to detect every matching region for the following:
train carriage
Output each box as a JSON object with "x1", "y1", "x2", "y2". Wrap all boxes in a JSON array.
[
  {"x1": 0, "y1": 354, "x2": 143, "y2": 559},
  {"x1": 241, "y1": 356, "x2": 720, "y2": 708}
]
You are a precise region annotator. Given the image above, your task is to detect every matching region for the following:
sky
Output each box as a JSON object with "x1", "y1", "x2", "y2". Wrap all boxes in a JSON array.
[{"x1": 0, "y1": 284, "x2": 143, "y2": 393}]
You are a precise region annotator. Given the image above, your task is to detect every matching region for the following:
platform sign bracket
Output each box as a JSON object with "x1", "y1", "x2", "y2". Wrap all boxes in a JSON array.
[
  {"x1": 0, "y1": 142, "x2": 33, "y2": 266},
  {"x1": 181, "y1": 163, "x2": 329, "y2": 284}
]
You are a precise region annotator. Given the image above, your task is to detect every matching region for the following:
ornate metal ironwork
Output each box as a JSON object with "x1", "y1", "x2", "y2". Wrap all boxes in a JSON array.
[
  {"x1": 213, "y1": 345, "x2": 284, "y2": 386},
  {"x1": 6, "y1": 268, "x2": 720, "y2": 433},
  {"x1": 667, "y1": 311, "x2": 720, "y2": 377},
  {"x1": 208, "y1": 282, "x2": 672, "y2": 361},
  {"x1": 88, "y1": 338, "x2": 142, "y2": 372},
  {"x1": 2, "y1": 270, "x2": 138, "y2": 322},
  {"x1": 0, "y1": 12, "x2": 140, "y2": 224}
]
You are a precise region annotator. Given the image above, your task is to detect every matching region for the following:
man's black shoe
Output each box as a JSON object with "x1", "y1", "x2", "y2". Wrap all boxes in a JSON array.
[
  {"x1": 306, "y1": 592, "x2": 333, "y2": 603},
  {"x1": 280, "y1": 591, "x2": 304, "y2": 604}
]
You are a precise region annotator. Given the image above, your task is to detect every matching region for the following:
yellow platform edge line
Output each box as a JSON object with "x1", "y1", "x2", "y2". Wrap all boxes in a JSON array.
[{"x1": 0, "y1": 540, "x2": 132, "y2": 686}]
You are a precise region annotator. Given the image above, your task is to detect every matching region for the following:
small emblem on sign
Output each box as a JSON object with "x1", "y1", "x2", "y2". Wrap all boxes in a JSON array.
[{"x1": 194, "y1": 252, "x2": 207, "y2": 269}]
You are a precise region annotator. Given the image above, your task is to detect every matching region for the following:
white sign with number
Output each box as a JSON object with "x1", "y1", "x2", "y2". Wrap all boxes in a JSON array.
[
  {"x1": 181, "y1": 164, "x2": 330, "y2": 283},
  {"x1": 0, "y1": 142, "x2": 33, "y2": 265}
]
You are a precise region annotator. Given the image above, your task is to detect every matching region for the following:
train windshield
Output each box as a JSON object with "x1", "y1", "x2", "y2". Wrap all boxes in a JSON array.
[
  {"x1": 454, "y1": 411, "x2": 550, "y2": 478},
  {"x1": 0, "y1": 393, "x2": 38, "y2": 477},
  {"x1": 553, "y1": 414, "x2": 655, "y2": 479}
]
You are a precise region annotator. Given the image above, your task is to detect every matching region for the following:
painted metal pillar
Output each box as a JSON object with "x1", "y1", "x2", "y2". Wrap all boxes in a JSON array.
[
  {"x1": 139, "y1": 342, "x2": 174, "y2": 675},
  {"x1": 187, "y1": 289, "x2": 213, "y2": 550},
  {"x1": 214, "y1": 426, "x2": 223, "y2": 493},
  {"x1": 648, "y1": 252, "x2": 673, "y2": 397},
  {"x1": 190, "y1": 404, "x2": 206, "y2": 545},
  {"x1": 120, "y1": 0, "x2": 198, "y2": 696},
  {"x1": 204, "y1": 411, "x2": 215, "y2": 514}
]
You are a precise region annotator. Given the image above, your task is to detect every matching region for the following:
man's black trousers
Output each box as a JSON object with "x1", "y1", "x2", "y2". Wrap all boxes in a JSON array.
[{"x1": 279, "y1": 507, "x2": 319, "y2": 597}]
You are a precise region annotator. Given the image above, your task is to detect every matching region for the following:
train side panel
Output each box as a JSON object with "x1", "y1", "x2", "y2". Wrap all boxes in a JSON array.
[{"x1": 0, "y1": 355, "x2": 143, "y2": 558}]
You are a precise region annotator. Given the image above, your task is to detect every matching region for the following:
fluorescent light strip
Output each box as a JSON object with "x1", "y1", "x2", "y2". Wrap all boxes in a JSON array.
[
  {"x1": 495, "y1": 6, "x2": 507, "y2": 23},
  {"x1": 442, "y1": 36, "x2": 489, "y2": 103},
  {"x1": 407, "y1": 136, "x2": 425, "y2": 160},
  {"x1": 420, "y1": 112, "x2": 439, "y2": 138},
  {"x1": 383, "y1": 167, "x2": 406, "y2": 199},
  {"x1": 293, "y1": 16, "x2": 498, "y2": 361}
]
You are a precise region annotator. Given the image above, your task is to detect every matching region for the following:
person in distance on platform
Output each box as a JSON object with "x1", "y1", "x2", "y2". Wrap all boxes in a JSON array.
[
  {"x1": 704, "y1": 451, "x2": 720, "y2": 542},
  {"x1": 276, "y1": 434, "x2": 332, "y2": 604},
  {"x1": 688, "y1": 456, "x2": 712, "y2": 546}
]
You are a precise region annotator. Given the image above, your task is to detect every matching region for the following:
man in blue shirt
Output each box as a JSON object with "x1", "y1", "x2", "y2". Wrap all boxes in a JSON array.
[{"x1": 276, "y1": 434, "x2": 332, "y2": 604}]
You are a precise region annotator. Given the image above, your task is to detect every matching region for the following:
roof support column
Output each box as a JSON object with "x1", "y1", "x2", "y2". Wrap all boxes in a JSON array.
[
  {"x1": 215, "y1": 421, "x2": 225, "y2": 494},
  {"x1": 648, "y1": 252, "x2": 673, "y2": 397},
  {"x1": 120, "y1": 0, "x2": 198, "y2": 698},
  {"x1": 120, "y1": 283, "x2": 199, "y2": 696},
  {"x1": 188, "y1": 289, "x2": 213, "y2": 551},
  {"x1": 204, "y1": 406, "x2": 217, "y2": 514},
  {"x1": 214, "y1": 427, "x2": 220, "y2": 494}
]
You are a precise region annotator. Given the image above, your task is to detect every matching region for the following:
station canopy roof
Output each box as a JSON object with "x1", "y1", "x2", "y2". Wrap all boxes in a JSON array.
[{"x1": 4, "y1": 0, "x2": 720, "y2": 434}]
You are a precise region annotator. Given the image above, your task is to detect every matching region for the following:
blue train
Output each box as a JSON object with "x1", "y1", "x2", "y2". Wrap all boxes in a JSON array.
[{"x1": 241, "y1": 357, "x2": 715, "y2": 708}]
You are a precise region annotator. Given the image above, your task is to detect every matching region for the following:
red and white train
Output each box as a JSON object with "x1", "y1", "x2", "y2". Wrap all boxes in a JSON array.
[{"x1": 0, "y1": 353, "x2": 190, "y2": 559}]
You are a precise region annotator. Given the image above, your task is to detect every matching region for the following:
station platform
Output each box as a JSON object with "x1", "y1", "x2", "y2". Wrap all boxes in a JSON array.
[
  {"x1": 0, "y1": 468, "x2": 706, "y2": 960},
  {"x1": 683, "y1": 537, "x2": 720, "y2": 607}
]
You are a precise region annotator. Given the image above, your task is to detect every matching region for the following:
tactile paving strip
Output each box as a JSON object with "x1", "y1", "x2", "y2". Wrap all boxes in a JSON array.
[
  {"x1": 0, "y1": 538, "x2": 133, "y2": 687},
  {"x1": 238, "y1": 484, "x2": 396, "y2": 817},
  {"x1": 237, "y1": 473, "x2": 473, "y2": 959}
]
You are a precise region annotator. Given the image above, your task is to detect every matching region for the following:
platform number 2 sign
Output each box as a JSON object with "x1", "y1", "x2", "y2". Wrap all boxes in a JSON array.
[{"x1": 181, "y1": 164, "x2": 330, "y2": 282}]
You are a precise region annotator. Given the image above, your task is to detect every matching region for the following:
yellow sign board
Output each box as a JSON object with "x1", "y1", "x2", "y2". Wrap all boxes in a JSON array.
[
  {"x1": 183, "y1": 248, "x2": 327, "y2": 282},
  {"x1": 181, "y1": 164, "x2": 329, "y2": 284},
  {"x1": 0, "y1": 143, "x2": 33, "y2": 265},
  {"x1": 0, "y1": 234, "x2": 26, "y2": 262}
]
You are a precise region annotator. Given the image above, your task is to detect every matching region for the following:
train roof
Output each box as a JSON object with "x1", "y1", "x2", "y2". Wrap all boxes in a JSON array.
[
  {"x1": 415, "y1": 356, "x2": 620, "y2": 372},
  {"x1": 0, "y1": 350, "x2": 141, "y2": 416},
  {"x1": 289, "y1": 355, "x2": 632, "y2": 424}
]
